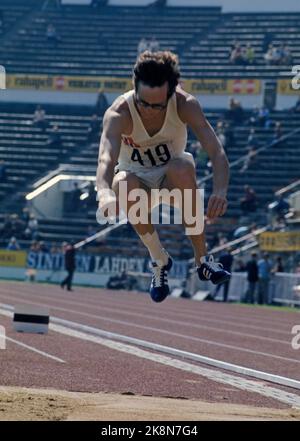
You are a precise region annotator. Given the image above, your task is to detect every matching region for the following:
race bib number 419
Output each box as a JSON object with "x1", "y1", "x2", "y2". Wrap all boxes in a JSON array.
[{"x1": 131, "y1": 144, "x2": 171, "y2": 167}]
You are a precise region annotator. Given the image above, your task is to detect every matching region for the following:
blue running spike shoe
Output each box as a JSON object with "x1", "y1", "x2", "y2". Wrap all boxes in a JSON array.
[
  {"x1": 149, "y1": 256, "x2": 173, "y2": 303},
  {"x1": 197, "y1": 255, "x2": 231, "y2": 285}
]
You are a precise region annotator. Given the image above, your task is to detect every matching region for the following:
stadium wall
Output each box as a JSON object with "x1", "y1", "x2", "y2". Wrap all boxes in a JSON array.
[
  {"x1": 1, "y1": 76, "x2": 298, "y2": 109},
  {"x1": 1, "y1": 88, "x2": 297, "y2": 110}
]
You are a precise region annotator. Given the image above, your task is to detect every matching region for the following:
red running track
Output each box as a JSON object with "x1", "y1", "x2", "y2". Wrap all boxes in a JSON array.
[{"x1": 0, "y1": 281, "x2": 300, "y2": 410}]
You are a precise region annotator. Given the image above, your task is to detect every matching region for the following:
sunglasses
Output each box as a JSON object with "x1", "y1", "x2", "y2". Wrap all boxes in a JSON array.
[{"x1": 135, "y1": 94, "x2": 168, "y2": 111}]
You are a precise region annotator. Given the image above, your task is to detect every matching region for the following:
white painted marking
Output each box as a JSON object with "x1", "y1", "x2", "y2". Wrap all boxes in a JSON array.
[
  {"x1": 50, "y1": 322, "x2": 300, "y2": 408},
  {"x1": 0, "y1": 294, "x2": 291, "y2": 347},
  {"x1": 6, "y1": 336, "x2": 65, "y2": 363},
  {"x1": 0, "y1": 287, "x2": 292, "y2": 336},
  {"x1": 1, "y1": 306, "x2": 299, "y2": 406},
  {"x1": 49, "y1": 316, "x2": 300, "y2": 390},
  {"x1": 0, "y1": 299, "x2": 298, "y2": 365}
]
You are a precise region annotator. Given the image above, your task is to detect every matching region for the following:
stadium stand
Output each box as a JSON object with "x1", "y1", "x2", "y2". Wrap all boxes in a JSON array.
[
  {"x1": 0, "y1": 1, "x2": 299, "y2": 265},
  {"x1": 0, "y1": 4, "x2": 221, "y2": 76},
  {"x1": 1, "y1": 103, "x2": 299, "y2": 260},
  {"x1": 0, "y1": 3, "x2": 299, "y2": 78}
]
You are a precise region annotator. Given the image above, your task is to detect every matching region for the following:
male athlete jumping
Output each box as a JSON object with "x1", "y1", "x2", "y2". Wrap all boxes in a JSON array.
[{"x1": 96, "y1": 51, "x2": 230, "y2": 302}]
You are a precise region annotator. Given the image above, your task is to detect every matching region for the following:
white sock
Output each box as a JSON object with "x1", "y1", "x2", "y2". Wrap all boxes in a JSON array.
[
  {"x1": 199, "y1": 255, "x2": 212, "y2": 266},
  {"x1": 139, "y1": 231, "x2": 169, "y2": 266}
]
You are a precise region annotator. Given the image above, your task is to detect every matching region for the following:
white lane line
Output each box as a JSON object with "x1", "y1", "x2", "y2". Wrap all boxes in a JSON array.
[
  {"x1": 49, "y1": 316, "x2": 300, "y2": 390},
  {"x1": 7, "y1": 280, "x2": 298, "y2": 328},
  {"x1": 49, "y1": 321, "x2": 300, "y2": 407},
  {"x1": 0, "y1": 288, "x2": 290, "y2": 337},
  {"x1": 0, "y1": 294, "x2": 291, "y2": 346},
  {"x1": 0, "y1": 309, "x2": 65, "y2": 364},
  {"x1": 5, "y1": 336, "x2": 65, "y2": 363},
  {"x1": 0, "y1": 300, "x2": 298, "y2": 365},
  {"x1": 2, "y1": 285, "x2": 294, "y2": 330},
  {"x1": 1, "y1": 306, "x2": 300, "y2": 406}
]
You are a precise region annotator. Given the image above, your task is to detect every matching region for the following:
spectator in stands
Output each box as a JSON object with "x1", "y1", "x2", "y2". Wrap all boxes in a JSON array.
[
  {"x1": 230, "y1": 44, "x2": 245, "y2": 65},
  {"x1": 258, "y1": 253, "x2": 272, "y2": 304},
  {"x1": 39, "y1": 241, "x2": 49, "y2": 253},
  {"x1": 47, "y1": 125, "x2": 63, "y2": 156},
  {"x1": 27, "y1": 214, "x2": 39, "y2": 240},
  {"x1": 249, "y1": 106, "x2": 259, "y2": 126},
  {"x1": 229, "y1": 39, "x2": 240, "y2": 58},
  {"x1": 10, "y1": 214, "x2": 25, "y2": 239},
  {"x1": 272, "y1": 121, "x2": 283, "y2": 142},
  {"x1": 149, "y1": 37, "x2": 160, "y2": 53},
  {"x1": 95, "y1": 89, "x2": 108, "y2": 117},
  {"x1": 235, "y1": 258, "x2": 246, "y2": 272},
  {"x1": 30, "y1": 241, "x2": 40, "y2": 252},
  {"x1": 264, "y1": 45, "x2": 274, "y2": 65},
  {"x1": 239, "y1": 128, "x2": 259, "y2": 173},
  {"x1": 33, "y1": 105, "x2": 48, "y2": 132},
  {"x1": 137, "y1": 38, "x2": 148, "y2": 55},
  {"x1": 244, "y1": 252, "x2": 259, "y2": 304},
  {"x1": 247, "y1": 128, "x2": 259, "y2": 150},
  {"x1": 226, "y1": 97, "x2": 244, "y2": 125},
  {"x1": 215, "y1": 121, "x2": 226, "y2": 148},
  {"x1": 21, "y1": 207, "x2": 30, "y2": 224},
  {"x1": 279, "y1": 45, "x2": 293, "y2": 65},
  {"x1": 244, "y1": 43, "x2": 256, "y2": 65},
  {"x1": 50, "y1": 243, "x2": 60, "y2": 254},
  {"x1": 257, "y1": 106, "x2": 271, "y2": 129},
  {"x1": 272, "y1": 256, "x2": 284, "y2": 273},
  {"x1": 240, "y1": 185, "x2": 257, "y2": 214},
  {"x1": 6, "y1": 237, "x2": 20, "y2": 251},
  {"x1": 240, "y1": 146, "x2": 257, "y2": 173},
  {"x1": 271, "y1": 194, "x2": 290, "y2": 222},
  {"x1": 60, "y1": 242, "x2": 76, "y2": 291},
  {"x1": 213, "y1": 249, "x2": 234, "y2": 302},
  {"x1": 23, "y1": 228, "x2": 33, "y2": 241},
  {"x1": 87, "y1": 114, "x2": 100, "y2": 143},
  {"x1": 264, "y1": 44, "x2": 281, "y2": 65},
  {"x1": 46, "y1": 24, "x2": 60, "y2": 47},
  {"x1": 0, "y1": 160, "x2": 7, "y2": 182}
]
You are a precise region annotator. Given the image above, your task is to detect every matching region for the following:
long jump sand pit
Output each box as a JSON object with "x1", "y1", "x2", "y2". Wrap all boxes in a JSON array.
[{"x1": 0, "y1": 387, "x2": 300, "y2": 421}]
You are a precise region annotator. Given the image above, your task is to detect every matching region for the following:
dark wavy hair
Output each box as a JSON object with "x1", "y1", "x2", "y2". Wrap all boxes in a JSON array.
[{"x1": 133, "y1": 51, "x2": 180, "y2": 98}]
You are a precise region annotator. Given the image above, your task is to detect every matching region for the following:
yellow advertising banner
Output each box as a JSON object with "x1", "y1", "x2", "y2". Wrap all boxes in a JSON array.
[
  {"x1": 0, "y1": 250, "x2": 27, "y2": 267},
  {"x1": 259, "y1": 232, "x2": 300, "y2": 252},
  {"x1": 6, "y1": 74, "x2": 132, "y2": 93},
  {"x1": 277, "y1": 79, "x2": 300, "y2": 95},
  {"x1": 6, "y1": 74, "x2": 261, "y2": 95},
  {"x1": 183, "y1": 78, "x2": 261, "y2": 95}
]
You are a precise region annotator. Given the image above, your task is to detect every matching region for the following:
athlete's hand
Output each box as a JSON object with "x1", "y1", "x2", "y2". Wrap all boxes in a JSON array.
[
  {"x1": 96, "y1": 189, "x2": 119, "y2": 225},
  {"x1": 206, "y1": 193, "x2": 227, "y2": 220}
]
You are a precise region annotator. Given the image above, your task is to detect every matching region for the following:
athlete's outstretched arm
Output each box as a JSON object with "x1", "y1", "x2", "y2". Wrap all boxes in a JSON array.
[
  {"x1": 96, "y1": 108, "x2": 123, "y2": 199},
  {"x1": 180, "y1": 96, "x2": 230, "y2": 219}
]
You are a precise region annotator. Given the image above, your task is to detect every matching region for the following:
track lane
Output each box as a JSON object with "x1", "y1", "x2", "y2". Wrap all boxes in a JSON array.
[{"x1": 0, "y1": 283, "x2": 299, "y2": 382}]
